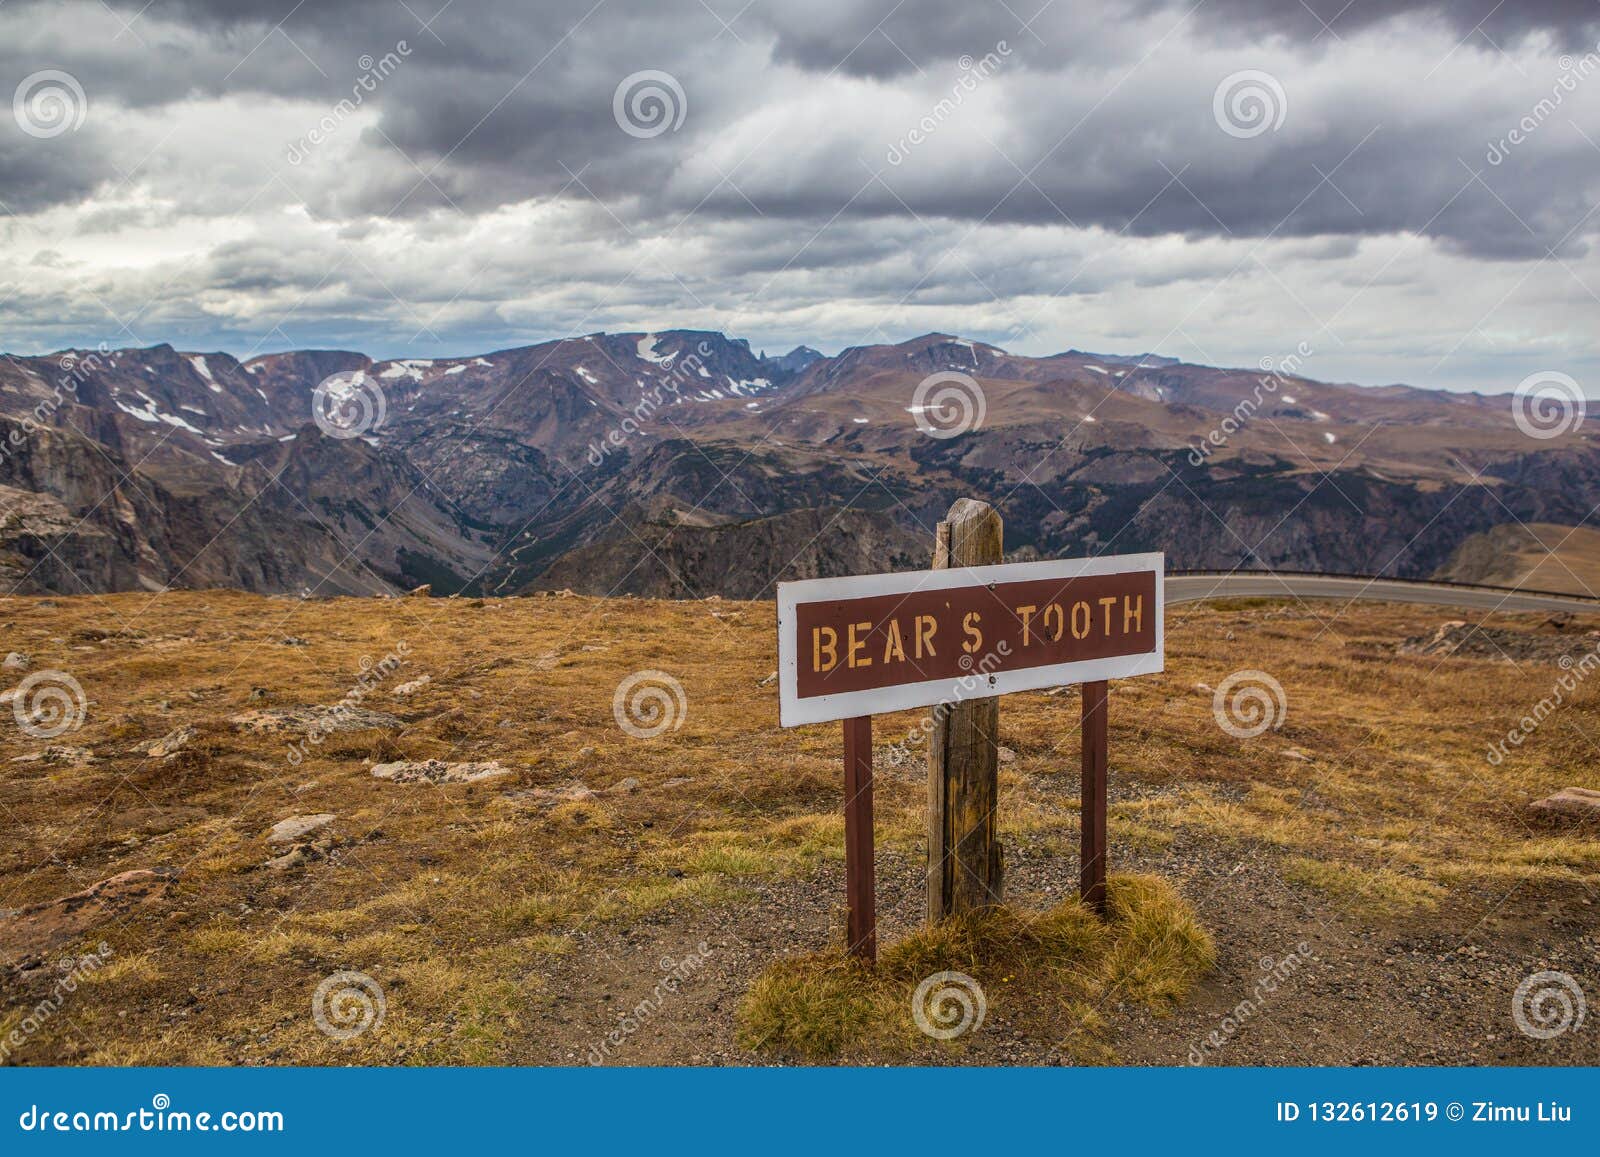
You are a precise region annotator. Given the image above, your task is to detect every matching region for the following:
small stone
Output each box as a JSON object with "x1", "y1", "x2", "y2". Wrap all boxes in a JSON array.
[
  {"x1": 278, "y1": 636, "x2": 309, "y2": 647},
  {"x1": 1283, "y1": 748, "x2": 1311, "y2": 762},
  {"x1": 392, "y1": 675, "x2": 431, "y2": 697},
  {"x1": 371, "y1": 759, "x2": 514, "y2": 785},
  {"x1": 265, "y1": 846, "x2": 311, "y2": 872},
  {"x1": 408, "y1": 583, "x2": 433, "y2": 598},
  {"x1": 611, "y1": 777, "x2": 641, "y2": 794},
  {"x1": 230, "y1": 705, "x2": 402, "y2": 734},
  {"x1": 515, "y1": 781, "x2": 597, "y2": 804},
  {"x1": 10, "y1": 745, "x2": 94, "y2": 766},
  {"x1": 578, "y1": 745, "x2": 596, "y2": 758},
  {"x1": 248, "y1": 687, "x2": 269, "y2": 703},
  {"x1": 266, "y1": 813, "x2": 336, "y2": 845},
  {"x1": 997, "y1": 745, "x2": 1017, "y2": 764},
  {"x1": 148, "y1": 725, "x2": 197, "y2": 758},
  {"x1": 2, "y1": 651, "x2": 28, "y2": 671}
]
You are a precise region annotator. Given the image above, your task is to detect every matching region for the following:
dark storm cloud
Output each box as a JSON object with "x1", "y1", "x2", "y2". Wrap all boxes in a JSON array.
[
  {"x1": 0, "y1": 135, "x2": 106, "y2": 214},
  {"x1": 1181, "y1": 0, "x2": 1600, "y2": 46},
  {"x1": 0, "y1": 0, "x2": 1597, "y2": 279}
]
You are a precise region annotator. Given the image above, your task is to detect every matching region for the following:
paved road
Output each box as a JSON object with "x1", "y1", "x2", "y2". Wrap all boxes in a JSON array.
[{"x1": 1166, "y1": 572, "x2": 1600, "y2": 615}]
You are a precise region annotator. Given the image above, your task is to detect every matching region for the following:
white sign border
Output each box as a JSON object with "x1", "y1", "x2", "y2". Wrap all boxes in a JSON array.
[{"x1": 777, "y1": 552, "x2": 1164, "y2": 727}]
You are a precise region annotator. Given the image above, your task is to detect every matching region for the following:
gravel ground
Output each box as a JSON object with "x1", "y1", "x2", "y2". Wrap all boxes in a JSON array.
[{"x1": 521, "y1": 825, "x2": 1599, "y2": 1067}]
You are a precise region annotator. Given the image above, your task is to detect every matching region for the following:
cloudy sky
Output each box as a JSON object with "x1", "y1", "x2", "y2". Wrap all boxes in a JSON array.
[{"x1": 2, "y1": 0, "x2": 1598, "y2": 394}]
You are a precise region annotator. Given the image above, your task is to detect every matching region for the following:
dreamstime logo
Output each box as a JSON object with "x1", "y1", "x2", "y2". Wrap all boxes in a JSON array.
[
  {"x1": 312, "y1": 970, "x2": 386, "y2": 1041},
  {"x1": 13, "y1": 70, "x2": 88, "y2": 139},
  {"x1": 0, "y1": 343, "x2": 110, "y2": 475},
  {"x1": 910, "y1": 371, "x2": 986, "y2": 439},
  {"x1": 1511, "y1": 371, "x2": 1584, "y2": 440},
  {"x1": 1188, "y1": 942, "x2": 1313, "y2": 1064},
  {"x1": 1487, "y1": 40, "x2": 1600, "y2": 164},
  {"x1": 285, "y1": 641, "x2": 411, "y2": 766},
  {"x1": 612, "y1": 669, "x2": 688, "y2": 739},
  {"x1": 912, "y1": 971, "x2": 986, "y2": 1040},
  {"x1": 11, "y1": 669, "x2": 87, "y2": 738},
  {"x1": 880, "y1": 640, "x2": 1012, "y2": 768},
  {"x1": 1211, "y1": 669, "x2": 1286, "y2": 739},
  {"x1": 311, "y1": 370, "x2": 386, "y2": 439},
  {"x1": 1212, "y1": 70, "x2": 1287, "y2": 139},
  {"x1": 0, "y1": 943, "x2": 113, "y2": 1064},
  {"x1": 1512, "y1": 970, "x2": 1586, "y2": 1040},
  {"x1": 1485, "y1": 643, "x2": 1600, "y2": 765},
  {"x1": 1187, "y1": 341, "x2": 1314, "y2": 465},
  {"x1": 885, "y1": 41, "x2": 1012, "y2": 165},
  {"x1": 586, "y1": 942, "x2": 714, "y2": 1064},
  {"x1": 286, "y1": 42, "x2": 412, "y2": 164},
  {"x1": 586, "y1": 339, "x2": 717, "y2": 467},
  {"x1": 613, "y1": 70, "x2": 686, "y2": 139}
]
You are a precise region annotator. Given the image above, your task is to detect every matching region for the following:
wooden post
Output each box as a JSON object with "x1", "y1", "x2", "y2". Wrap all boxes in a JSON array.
[
  {"x1": 1080, "y1": 679, "x2": 1109, "y2": 916},
  {"x1": 843, "y1": 715, "x2": 877, "y2": 963},
  {"x1": 927, "y1": 498, "x2": 1005, "y2": 922}
]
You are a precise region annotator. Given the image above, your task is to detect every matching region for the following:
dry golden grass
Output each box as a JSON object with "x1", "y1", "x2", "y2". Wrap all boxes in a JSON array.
[
  {"x1": 736, "y1": 874, "x2": 1214, "y2": 1059},
  {"x1": 0, "y1": 588, "x2": 1595, "y2": 1064},
  {"x1": 1441, "y1": 522, "x2": 1600, "y2": 597}
]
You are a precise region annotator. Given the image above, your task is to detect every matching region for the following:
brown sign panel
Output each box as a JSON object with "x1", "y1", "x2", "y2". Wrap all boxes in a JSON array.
[{"x1": 777, "y1": 554, "x2": 1164, "y2": 726}]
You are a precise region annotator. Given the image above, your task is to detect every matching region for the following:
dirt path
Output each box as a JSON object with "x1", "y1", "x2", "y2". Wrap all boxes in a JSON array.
[{"x1": 521, "y1": 830, "x2": 1599, "y2": 1066}]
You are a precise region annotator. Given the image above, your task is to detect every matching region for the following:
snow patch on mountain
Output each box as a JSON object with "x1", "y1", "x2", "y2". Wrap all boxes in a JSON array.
[
  {"x1": 189, "y1": 356, "x2": 223, "y2": 393},
  {"x1": 115, "y1": 392, "x2": 205, "y2": 434},
  {"x1": 637, "y1": 335, "x2": 675, "y2": 366}
]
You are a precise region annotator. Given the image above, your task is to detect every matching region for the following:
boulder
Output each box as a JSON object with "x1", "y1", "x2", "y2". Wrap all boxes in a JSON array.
[
  {"x1": 1530, "y1": 786, "x2": 1600, "y2": 822},
  {"x1": 266, "y1": 813, "x2": 336, "y2": 845}
]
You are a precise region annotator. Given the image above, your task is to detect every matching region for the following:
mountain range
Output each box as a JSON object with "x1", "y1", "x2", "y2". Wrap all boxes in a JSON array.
[{"x1": 1, "y1": 331, "x2": 1592, "y2": 599}]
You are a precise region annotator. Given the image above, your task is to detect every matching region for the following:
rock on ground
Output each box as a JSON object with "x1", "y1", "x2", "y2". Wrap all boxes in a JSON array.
[
  {"x1": 10, "y1": 745, "x2": 95, "y2": 766},
  {"x1": 1531, "y1": 786, "x2": 1600, "y2": 821},
  {"x1": 370, "y1": 759, "x2": 514, "y2": 785},
  {"x1": 0, "y1": 868, "x2": 177, "y2": 964},
  {"x1": 229, "y1": 705, "x2": 402, "y2": 734},
  {"x1": 147, "y1": 725, "x2": 197, "y2": 758},
  {"x1": 1400, "y1": 621, "x2": 1600, "y2": 664},
  {"x1": 266, "y1": 813, "x2": 336, "y2": 844}
]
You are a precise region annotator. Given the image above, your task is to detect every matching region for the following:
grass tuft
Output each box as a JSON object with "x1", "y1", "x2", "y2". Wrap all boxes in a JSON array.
[
  {"x1": 1283, "y1": 856, "x2": 1445, "y2": 915},
  {"x1": 737, "y1": 873, "x2": 1214, "y2": 1060}
]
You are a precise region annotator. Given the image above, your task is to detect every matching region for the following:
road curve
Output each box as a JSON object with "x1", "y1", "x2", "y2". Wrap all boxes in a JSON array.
[{"x1": 1166, "y1": 572, "x2": 1600, "y2": 616}]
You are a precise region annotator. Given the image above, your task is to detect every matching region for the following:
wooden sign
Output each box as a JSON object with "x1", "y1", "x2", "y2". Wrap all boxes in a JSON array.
[{"x1": 777, "y1": 553, "x2": 1164, "y2": 727}]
